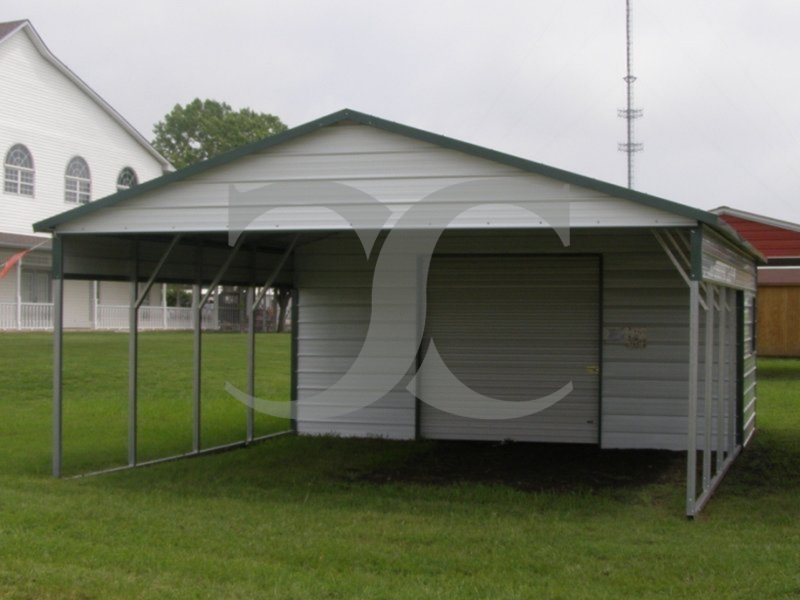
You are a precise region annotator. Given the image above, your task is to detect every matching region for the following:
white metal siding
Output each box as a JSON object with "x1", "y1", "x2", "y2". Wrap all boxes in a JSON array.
[
  {"x1": 294, "y1": 229, "x2": 702, "y2": 450},
  {"x1": 601, "y1": 235, "x2": 692, "y2": 450},
  {"x1": 50, "y1": 124, "x2": 697, "y2": 235},
  {"x1": 419, "y1": 255, "x2": 600, "y2": 443},
  {"x1": 0, "y1": 30, "x2": 164, "y2": 236},
  {"x1": 295, "y1": 233, "x2": 417, "y2": 439}
]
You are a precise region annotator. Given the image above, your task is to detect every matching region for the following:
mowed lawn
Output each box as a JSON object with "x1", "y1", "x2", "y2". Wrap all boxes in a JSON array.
[{"x1": 0, "y1": 333, "x2": 798, "y2": 599}]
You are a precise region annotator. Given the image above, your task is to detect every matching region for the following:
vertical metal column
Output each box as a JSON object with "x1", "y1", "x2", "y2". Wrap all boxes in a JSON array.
[
  {"x1": 246, "y1": 285, "x2": 255, "y2": 442},
  {"x1": 290, "y1": 288, "x2": 299, "y2": 432},
  {"x1": 717, "y1": 287, "x2": 728, "y2": 470},
  {"x1": 703, "y1": 285, "x2": 715, "y2": 489},
  {"x1": 246, "y1": 235, "x2": 299, "y2": 434},
  {"x1": 192, "y1": 283, "x2": 202, "y2": 453},
  {"x1": 128, "y1": 243, "x2": 139, "y2": 467},
  {"x1": 686, "y1": 280, "x2": 700, "y2": 516},
  {"x1": 52, "y1": 236, "x2": 64, "y2": 478},
  {"x1": 728, "y1": 290, "x2": 738, "y2": 455},
  {"x1": 192, "y1": 233, "x2": 247, "y2": 452}
]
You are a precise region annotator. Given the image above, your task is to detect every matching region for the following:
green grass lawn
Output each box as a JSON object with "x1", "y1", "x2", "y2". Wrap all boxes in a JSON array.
[{"x1": 0, "y1": 333, "x2": 799, "y2": 599}]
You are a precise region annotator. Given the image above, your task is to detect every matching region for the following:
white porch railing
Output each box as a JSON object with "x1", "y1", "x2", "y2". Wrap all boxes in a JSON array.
[
  {"x1": 0, "y1": 302, "x2": 53, "y2": 330},
  {"x1": 95, "y1": 305, "x2": 219, "y2": 331},
  {"x1": 0, "y1": 303, "x2": 219, "y2": 331}
]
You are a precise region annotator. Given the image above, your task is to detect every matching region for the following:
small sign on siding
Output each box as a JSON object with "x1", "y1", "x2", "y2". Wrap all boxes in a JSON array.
[{"x1": 604, "y1": 326, "x2": 648, "y2": 349}]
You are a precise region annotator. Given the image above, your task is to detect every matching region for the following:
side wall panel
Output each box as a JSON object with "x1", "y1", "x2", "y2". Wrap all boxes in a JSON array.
[
  {"x1": 295, "y1": 232, "x2": 417, "y2": 439},
  {"x1": 602, "y1": 238, "x2": 690, "y2": 450},
  {"x1": 295, "y1": 229, "x2": 697, "y2": 449}
]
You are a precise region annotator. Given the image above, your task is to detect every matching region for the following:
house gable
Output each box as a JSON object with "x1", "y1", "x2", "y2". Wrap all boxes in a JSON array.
[{"x1": 0, "y1": 21, "x2": 169, "y2": 236}]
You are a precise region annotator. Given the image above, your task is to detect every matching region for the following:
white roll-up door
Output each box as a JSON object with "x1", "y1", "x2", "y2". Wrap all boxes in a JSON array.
[{"x1": 419, "y1": 255, "x2": 600, "y2": 443}]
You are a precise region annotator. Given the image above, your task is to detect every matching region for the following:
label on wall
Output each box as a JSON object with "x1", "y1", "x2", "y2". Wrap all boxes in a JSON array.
[{"x1": 604, "y1": 326, "x2": 648, "y2": 349}]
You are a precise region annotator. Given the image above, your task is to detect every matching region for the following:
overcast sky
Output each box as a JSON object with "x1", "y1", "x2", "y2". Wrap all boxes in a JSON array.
[{"x1": 14, "y1": 0, "x2": 800, "y2": 222}]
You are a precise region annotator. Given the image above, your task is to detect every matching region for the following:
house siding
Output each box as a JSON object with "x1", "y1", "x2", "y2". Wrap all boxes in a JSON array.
[{"x1": 0, "y1": 29, "x2": 164, "y2": 237}]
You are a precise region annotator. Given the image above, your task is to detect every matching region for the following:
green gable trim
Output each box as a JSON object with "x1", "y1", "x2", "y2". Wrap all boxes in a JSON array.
[{"x1": 31, "y1": 108, "x2": 758, "y2": 260}]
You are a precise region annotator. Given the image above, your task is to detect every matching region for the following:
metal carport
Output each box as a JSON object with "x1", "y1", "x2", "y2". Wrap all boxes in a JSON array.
[{"x1": 34, "y1": 109, "x2": 762, "y2": 517}]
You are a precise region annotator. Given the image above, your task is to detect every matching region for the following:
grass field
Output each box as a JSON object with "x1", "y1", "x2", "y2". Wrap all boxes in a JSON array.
[{"x1": 0, "y1": 332, "x2": 798, "y2": 598}]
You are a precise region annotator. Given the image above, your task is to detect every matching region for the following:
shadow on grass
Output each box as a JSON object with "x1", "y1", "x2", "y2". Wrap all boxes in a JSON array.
[
  {"x1": 355, "y1": 440, "x2": 684, "y2": 493},
  {"x1": 94, "y1": 435, "x2": 685, "y2": 504}
]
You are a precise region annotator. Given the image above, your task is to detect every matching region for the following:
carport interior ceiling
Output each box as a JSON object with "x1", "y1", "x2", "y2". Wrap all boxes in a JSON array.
[{"x1": 59, "y1": 232, "x2": 310, "y2": 286}]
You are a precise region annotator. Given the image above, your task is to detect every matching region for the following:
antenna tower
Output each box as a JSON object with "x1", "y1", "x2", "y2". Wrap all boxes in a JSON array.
[{"x1": 618, "y1": 0, "x2": 642, "y2": 188}]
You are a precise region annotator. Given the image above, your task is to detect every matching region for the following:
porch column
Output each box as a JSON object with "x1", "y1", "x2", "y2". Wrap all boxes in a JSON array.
[{"x1": 15, "y1": 254, "x2": 22, "y2": 330}]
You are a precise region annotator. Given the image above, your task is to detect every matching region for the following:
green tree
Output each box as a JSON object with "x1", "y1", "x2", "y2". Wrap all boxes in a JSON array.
[{"x1": 152, "y1": 99, "x2": 287, "y2": 169}]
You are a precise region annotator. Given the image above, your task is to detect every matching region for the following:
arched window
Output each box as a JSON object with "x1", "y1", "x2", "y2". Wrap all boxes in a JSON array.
[
  {"x1": 116, "y1": 167, "x2": 138, "y2": 191},
  {"x1": 4, "y1": 144, "x2": 35, "y2": 196},
  {"x1": 65, "y1": 156, "x2": 91, "y2": 204}
]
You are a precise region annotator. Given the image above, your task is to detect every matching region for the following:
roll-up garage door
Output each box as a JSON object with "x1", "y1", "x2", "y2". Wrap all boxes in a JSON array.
[{"x1": 420, "y1": 255, "x2": 600, "y2": 443}]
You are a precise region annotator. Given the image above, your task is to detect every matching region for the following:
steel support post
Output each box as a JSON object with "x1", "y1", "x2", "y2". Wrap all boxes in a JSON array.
[
  {"x1": 703, "y1": 285, "x2": 715, "y2": 490},
  {"x1": 717, "y1": 287, "x2": 728, "y2": 470},
  {"x1": 246, "y1": 285, "x2": 255, "y2": 442},
  {"x1": 52, "y1": 237, "x2": 64, "y2": 478},
  {"x1": 192, "y1": 283, "x2": 202, "y2": 453},
  {"x1": 686, "y1": 280, "x2": 700, "y2": 516},
  {"x1": 192, "y1": 234, "x2": 247, "y2": 453},
  {"x1": 247, "y1": 236, "x2": 300, "y2": 435},
  {"x1": 728, "y1": 290, "x2": 737, "y2": 456},
  {"x1": 128, "y1": 242, "x2": 139, "y2": 466}
]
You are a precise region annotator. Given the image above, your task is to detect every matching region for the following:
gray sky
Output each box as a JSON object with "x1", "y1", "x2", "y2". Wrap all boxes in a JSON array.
[{"x1": 15, "y1": 0, "x2": 800, "y2": 222}]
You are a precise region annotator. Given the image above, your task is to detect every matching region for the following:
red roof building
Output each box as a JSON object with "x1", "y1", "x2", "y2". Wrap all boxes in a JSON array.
[
  {"x1": 712, "y1": 207, "x2": 800, "y2": 356},
  {"x1": 713, "y1": 206, "x2": 800, "y2": 265}
]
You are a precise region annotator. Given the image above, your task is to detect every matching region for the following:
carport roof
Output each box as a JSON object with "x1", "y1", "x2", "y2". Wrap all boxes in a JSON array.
[{"x1": 31, "y1": 108, "x2": 758, "y2": 258}]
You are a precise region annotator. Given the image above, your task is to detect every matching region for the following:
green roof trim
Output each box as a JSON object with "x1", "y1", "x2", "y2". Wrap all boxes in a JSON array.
[{"x1": 30, "y1": 108, "x2": 762, "y2": 260}]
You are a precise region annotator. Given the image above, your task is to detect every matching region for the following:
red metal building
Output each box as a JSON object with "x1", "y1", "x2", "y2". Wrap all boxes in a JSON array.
[{"x1": 713, "y1": 207, "x2": 800, "y2": 356}]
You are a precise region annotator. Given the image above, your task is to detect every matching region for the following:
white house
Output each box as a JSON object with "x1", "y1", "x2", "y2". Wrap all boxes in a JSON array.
[
  {"x1": 35, "y1": 109, "x2": 760, "y2": 516},
  {"x1": 0, "y1": 19, "x2": 171, "y2": 329}
]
